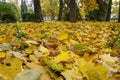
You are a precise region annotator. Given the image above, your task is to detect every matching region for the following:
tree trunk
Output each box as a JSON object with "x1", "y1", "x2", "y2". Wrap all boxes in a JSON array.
[
  {"x1": 33, "y1": 0, "x2": 42, "y2": 22},
  {"x1": 106, "y1": 0, "x2": 112, "y2": 21},
  {"x1": 118, "y1": 0, "x2": 120, "y2": 22},
  {"x1": 58, "y1": 0, "x2": 63, "y2": 21},
  {"x1": 49, "y1": 0, "x2": 55, "y2": 20},
  {"x1": 69, "y1": 0, "x2": 77, "y2": 22},
  {"x1": 21, "y1": 0, "x2": 27, "y2": 21}
]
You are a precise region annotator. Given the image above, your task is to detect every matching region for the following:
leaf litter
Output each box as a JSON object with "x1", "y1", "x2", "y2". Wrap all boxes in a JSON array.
[{"x1": 0, "y1": 22, "x2": 120, "y2": 80}]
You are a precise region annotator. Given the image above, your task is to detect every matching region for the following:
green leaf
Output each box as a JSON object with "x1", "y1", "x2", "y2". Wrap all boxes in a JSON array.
[
  {"x1": 49, "y1": 61, "x2": 64, "y2": 71},
  {"x1": 117, "y1": 39, "x2": 120, "y2": 47},
  {"x1": 73, "y1": 43, "x2": 87, "y2": 51},
  {"x1": 20, "y1": 42, "x2": 28, "y2": 51},
  {"x1": 46, "y1": 67, "x2": 59, "y2": 80},
  {"x1": 42, "y1": 34, "x2": 49, "y2": 39}
]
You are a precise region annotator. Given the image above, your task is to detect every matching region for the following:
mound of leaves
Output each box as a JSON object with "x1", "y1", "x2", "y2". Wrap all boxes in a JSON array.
[{"x1": 0, "y1": 21, "x2": 120, "y2": 80}]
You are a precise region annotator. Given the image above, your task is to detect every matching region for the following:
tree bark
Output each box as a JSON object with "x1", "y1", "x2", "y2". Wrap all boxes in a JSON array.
[
  {"x1": 21, "y1": 0, "x2": 27, "y2": 21},
  {"x1": 49, "y1": 0, "x2": 55, "y2": 20},
  {"x1": 58, "y1": 0, "x2": 63, "y2": 21},
  {"x1": 106, "y1": 0, "x2": 112, "y2": 21},
  {"x1": 118, "y1": 0, "x2": 120, "y2": 22},
  {"x1": 69, "y1": 0, "x2": 77, "y2": 22},
  {"x1": 33, "y1": 0, "x2": 42, "y2": 22}
]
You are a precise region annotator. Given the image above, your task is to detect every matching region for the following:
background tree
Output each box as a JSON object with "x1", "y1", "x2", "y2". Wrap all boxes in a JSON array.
[
  {"x1": 21, "y1": 0, "x2": 28, "y2": 21},
  {"x1": 80, "y1": 0, "x2": 98, "y2": 11},
  {"x1": 0, "y1": 2, "x2": 19, "y2": 22},
  {"x1": 87, "y1": 0, "x2": 108, "y2": 21},
  {"x1": 41, "y1": 0, "x2": 59, "y2": 20},
  {"x1": 33, "y1": 0, "x2": 42, "y2": 22},
  {"x1": 106, "y1": 0, "x2": 112, "y2": 21},
  {"x1": 118, "y1": 0, "x2": 120, "y2": 22},
  {"x1": 69, "y1": 0, "x2": 77, "y2": 22},
  {"x1": 112, "y1": 0, "x2": 119, "y2": 16},
  {"x1": 49, "y1": 0, "x2": 55, "y2": 20},
  {"x1": 78, "y1": 0, "x2": 98, "y2": 21},
  {"x1": 58, "y1": 0, "x2": 63, "y2": 21}
]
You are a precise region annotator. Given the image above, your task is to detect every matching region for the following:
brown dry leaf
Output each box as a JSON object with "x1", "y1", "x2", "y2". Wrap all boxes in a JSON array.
[{"x1": 43, "y1": 40, "x2": 58, "y2": 49}]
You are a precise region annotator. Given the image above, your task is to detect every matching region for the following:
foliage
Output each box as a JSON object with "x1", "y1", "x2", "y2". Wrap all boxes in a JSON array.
[
  {"x1": 41, "y1": 0, "x2": 59, "y2": 20},
  {"x1": 0, "y1": 22, "x2": 120, "y2": 80},
  {"x1": 22, "y1": 12, "x2": 34, "y2": 22},
  {"x1": 0, "y1": 2, "x2": 19, "y2": 23},
  {"x1": 112, "y1": 0, "x2": 119, "y2": 17},
  {"x1": 80, "y1": 0, "x2": 98, "y2": 11},
  {"x1": 21, "y1": 0, "x2": 28, "y2": 21},
  {"x1": 87, "y1": 0, "x2": 108, "y2": 21}
]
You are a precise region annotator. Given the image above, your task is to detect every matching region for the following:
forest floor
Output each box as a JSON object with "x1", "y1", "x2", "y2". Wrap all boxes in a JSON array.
[{"x1": 0, "y1": 21, "x2": 120, "y2": 80}]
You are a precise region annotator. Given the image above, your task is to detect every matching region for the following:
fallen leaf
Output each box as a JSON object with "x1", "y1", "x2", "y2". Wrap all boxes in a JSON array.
[
  {"x1": 0, "y1": 51, "x2": 6, "y2": 59},
  {"x1": 25, "y1": 62, "x2": 51, "y2": 80},
  {"x1": 61, "y1": 68, "x2": 82, "y2": 80},
  {"x1": 25, "y1": 45, "x2": 37, "y2": 54},
  {"x1": 14, "y1": 70, "x2": 42, "y2": 80},
  {"x1": 57, "y1": 32, "x2": 68, "y2": 40},
  {"x1": 25, "y1": 40, "x2": 39, "y2": 45},
  {"x1": 0, "y1": 58, "x2": 22, "y2": 80},
  {"x1": 53, "y1": 51, "x2": 71, "y2": 63},
  {"x1": 10, "y1": 51, "x2": 26, "y2": 61},
  {"x1": 29, "y1": 55, "x2": 39, "y2": 64}
]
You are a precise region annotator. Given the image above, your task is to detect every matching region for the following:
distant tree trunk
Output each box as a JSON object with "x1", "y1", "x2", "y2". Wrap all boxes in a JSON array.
[
  {"x1": 21, "y1": 0, "x2": 27, "y2": 21},
  {"x1": 106, "y1": 0, "x2": 112, "y2": 21},
  {"x1": 58, "y1": 0, "x2": 64, "y2": 21},
  {"x1": 69, "y1": 0, "x2": 77, "y2": 22},
  {"x1": 33, "y1": 0, "x2": 42, "y2": 22},
  {"x1": 118, "y1": 0, "x2": 120, "y2": 22},
  {"x1": 49, "y1": 0, "x2": 55, "y2": 20}
]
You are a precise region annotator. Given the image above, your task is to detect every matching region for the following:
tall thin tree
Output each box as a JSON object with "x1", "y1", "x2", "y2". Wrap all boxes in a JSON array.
[
  {"x1": 21, "y1": 0, "x2": 27, "y2": 21},
  {"x1": 69, "y1": 0, "x2": 77, "y2": 22},
  {"x1": 33, "y1": 0, "x2": 42, "y2": 22},
  {"x1": 118, "y1": 0, "x2": 120, "y2": 22},
  {"x1": 106, "y1": 0, "x2": 112, "y2": 21},
  {"x1": 58, "y1": 0, "x2": 64, "y2": 20},
  {"x1": 49, "y1": 0, "x2": 55, "y2": 20}
]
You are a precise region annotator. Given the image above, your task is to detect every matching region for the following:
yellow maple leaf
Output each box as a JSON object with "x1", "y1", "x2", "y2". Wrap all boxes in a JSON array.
[
  {"x1": 0, "y1": 51, "x2": 6, "y2": 59},
  {"x1": 57, "y1": 32, "x2": 68, "y2": 40},
  {"x1": 29, "y1": 55, "x2": 39, "y2": 64},
  {"x1": 25, "y1": 45, "x2": 37, "y2": 54},
  {"x1": 53, "y1": 51, "x2": 71, "y2": 63},
  {"x1": 76, "y1": 34, "x2": 82, "y2": 42},
  {"x1": 38, "y1": 45, "x2": 49, "y2": 55},
  {"x1": 76, "y1": 58, "x2": 108, "y2": 80},
  {"x1": 0, "y1": 58, "x2": 22, "y2": 80},
  {"x1": 101, "y1": 48, "x2": 112, "y2": 53}
]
